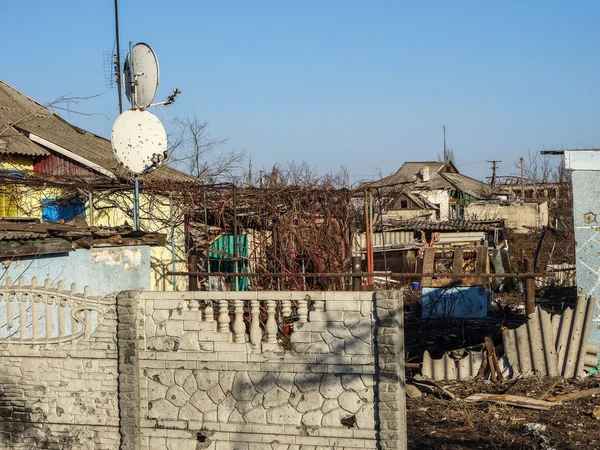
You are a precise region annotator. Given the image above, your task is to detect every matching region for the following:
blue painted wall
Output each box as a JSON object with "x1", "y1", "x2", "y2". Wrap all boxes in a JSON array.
[
  {"x1": 422, "y1": 286, "x2": 490, "y2": 319},
  {"x1": 1, "y1": 246, "x2": 151, "y2": 297},
  {"x1": 571, "y1": 170, "x2": 600, "y2": 346}
]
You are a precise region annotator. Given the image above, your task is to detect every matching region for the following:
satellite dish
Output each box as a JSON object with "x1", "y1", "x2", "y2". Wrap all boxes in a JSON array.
[
  {"x1": 123, "y1": 42, "x2": 160, "y2": 109},
  {"x1": 111, "y1": 109, "x2": 168, "y2": 174}
]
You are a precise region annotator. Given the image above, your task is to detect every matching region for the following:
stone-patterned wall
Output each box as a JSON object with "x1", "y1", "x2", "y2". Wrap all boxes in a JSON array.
[
  {"x1": 0, "y1": 300, "x2": 120, "y2": 449},
  {"x1": 135, "y1": 290, "x2": 405, "y2": 450},
  {"x1": 0, "y1": 289, "x2": 406, "y2": 450}
]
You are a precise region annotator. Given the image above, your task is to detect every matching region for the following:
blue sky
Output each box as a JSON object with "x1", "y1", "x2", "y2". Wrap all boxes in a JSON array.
[{"x1": 2, "y1": 1, "x2": 599, "y2": 183}]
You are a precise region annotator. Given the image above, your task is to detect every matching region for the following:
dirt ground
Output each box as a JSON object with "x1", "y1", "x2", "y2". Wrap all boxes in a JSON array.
[{"x1": 407, "y1": 376, "x2": 600, "y2": 450}]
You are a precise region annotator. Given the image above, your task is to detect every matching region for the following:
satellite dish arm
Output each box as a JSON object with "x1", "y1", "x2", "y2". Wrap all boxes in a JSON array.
[{"x1": 150, "y1": 88, "x2": 181, "y2": 107}]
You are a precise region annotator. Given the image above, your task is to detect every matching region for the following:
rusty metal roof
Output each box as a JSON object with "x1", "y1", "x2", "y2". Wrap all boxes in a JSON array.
[{"x1": 381, "y1": 219, "x2": 503, "y2": 232}]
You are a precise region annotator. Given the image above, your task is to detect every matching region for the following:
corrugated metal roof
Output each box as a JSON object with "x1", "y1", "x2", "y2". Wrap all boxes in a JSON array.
[
  {"x1": 0, "y1": 126, "x2": 49, "y2": 156},
  {"x1": 0, "y1": 231, "x2": 49, "y2": 241},
  {"x1": 381, "y1": 219, "x2": 502, "y2": 232},
  {"x1": 422, "y1": 349, "x2": 485, "y2": 381},
  {"x1": 502, "y1": 296, "x2": 599, "y2": 378},
  {"x1": 0, "y1": 80, "x2": 194, "y2": 182}
]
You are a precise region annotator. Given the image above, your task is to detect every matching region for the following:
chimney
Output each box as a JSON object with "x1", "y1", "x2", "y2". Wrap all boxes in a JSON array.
[{"x1": 422, "y1": 166, "x2": 430, "y2": 182}]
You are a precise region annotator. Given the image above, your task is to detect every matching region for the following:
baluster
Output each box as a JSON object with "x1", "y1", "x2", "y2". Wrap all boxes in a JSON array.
[
  {"x1": 19, "y1": 284, "x2": 26, "y2": 340},
  {"x1": 297, "y1": 295, "x2": 309, "y2": 323},
  {"x1": 313, "y1": 293, "x2": 324, "y2": 314},
  {"x1": 233, "y1": 299, "x2": 245, "y2": 343},
  {"x1": 281, "y1": 293, "x2": 291, "y2": 319},
  {"x1": 250, "y1": 296, "x2": 261, "y2": 352},
  {"x1": 44, "y1": 279, "x2": 53, "y2": 339},
  {"x1": 58, "y1": 298, "x2": 66, "y2": 338},
  {"x1": 205, "y1": 301, "x2": 214, "y2": 323},
  {"x1": 218, "y1": 297, "x2": 230, "y2": 333},
  {"x1": 45, "y1": 296, "x2": 53, "y2": 339},
  {"x1": 32, "y1": 297, "x2": 40, "y2": 340},
  {"x1": 7, "y1": 290, "x2": 14, "y2": 335},
  {"x1": 189, "y1": 296, "x2": 200, "y2": 312},
  {"x1": 265, "y1": 299, "x2": 277, "y2": 344}
]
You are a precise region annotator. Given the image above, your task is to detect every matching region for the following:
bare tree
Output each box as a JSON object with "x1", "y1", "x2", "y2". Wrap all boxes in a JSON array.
[
  {"x1": 515, "y1": 150, "x2": 559, "y2": 184},
  {"x1": 168, "y1": 114, "x2": 244, "y2": 182}
]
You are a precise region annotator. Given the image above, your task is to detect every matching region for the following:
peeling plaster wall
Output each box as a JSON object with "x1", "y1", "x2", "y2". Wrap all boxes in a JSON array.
[
  {"x1": 1, "y1": 246, "x2": 151, "y2": 297},
  {"x1": 465, "y1": 201, "x2": 548, "y2": 232}
]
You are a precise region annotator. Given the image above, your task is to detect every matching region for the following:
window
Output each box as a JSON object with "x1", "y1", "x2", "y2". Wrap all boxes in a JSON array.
[
  {"x1": 400, "y1": 200, "x2": 408, "y2": 209},
  {"x1": 42, "y1": 198, "x2": 86, "y2": 222}
]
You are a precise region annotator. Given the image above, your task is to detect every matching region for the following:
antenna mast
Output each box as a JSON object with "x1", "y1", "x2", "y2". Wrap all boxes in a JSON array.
[{"x1": 114, "y1": 0, "x2": 123, "y2": 114}]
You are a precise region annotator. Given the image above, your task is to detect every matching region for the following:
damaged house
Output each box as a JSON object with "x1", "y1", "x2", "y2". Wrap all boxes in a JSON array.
[{"x1": 368, "y1": 161, "x2": 505, "y2": 221}]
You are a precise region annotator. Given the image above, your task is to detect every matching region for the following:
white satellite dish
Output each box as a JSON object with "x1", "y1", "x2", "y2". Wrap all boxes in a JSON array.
[
  {"x1": 123, "y1": 42, "x2": 160, "y2": 109},
  {"x1": 111, "y1": 109, "x2": 168, "y2": 174}
]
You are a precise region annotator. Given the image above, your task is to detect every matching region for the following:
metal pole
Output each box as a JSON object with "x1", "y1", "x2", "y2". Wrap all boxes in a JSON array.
[
  {"x1": 203, "y1": 190, "x2": 211, "y2": 292},
  {"x1": 88, "y1": 190, "x2": 94, "y2": 226},
  {"x1": 368, "y1": 188, "x2": 374, "y2": 285},
  {"x1": 128, "y1": 41, "x2": 135, "y2": 108},
  {"x1": 352, "y1": 256, "x2": 362, "y2": 291},
  {"x1": 189, "y1": 254, "x2": 198, "y2": 291},
  {"x1": 113, "y1": 0, "x2": 123, "y2": 114},
  {"x1": 232, "y1": 185, "x2": 238, "y2": 291},
  {"x1": 170, "y1": 195, "x2": 177, "y2": 291},
  {"x1": 524, "y1": 258, "x2": 535, "y2": 315},
  {"x1": 133, "y1": 174, "x2": 140, "y2": 230}
]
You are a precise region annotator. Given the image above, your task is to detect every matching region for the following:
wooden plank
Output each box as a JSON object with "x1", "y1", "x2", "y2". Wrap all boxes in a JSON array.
[
  {"x1": 0, "y1": 238, "x2": 72, "y2": 258},
  {"x1": 463, "y1": 393, "x2": 559, "y2": 410},
  {"x1": 475, "y1": 245, "x2": 488, "y2": 285},
  {"x1": 547, "y1": 387, "x2": 600, "y2": 402},
  {"x1": 421, "y1": 248, "x2": 435, "y2": 288},
  {"x1": 485, "y1": 336, "x2": 503, "y2": 382}
]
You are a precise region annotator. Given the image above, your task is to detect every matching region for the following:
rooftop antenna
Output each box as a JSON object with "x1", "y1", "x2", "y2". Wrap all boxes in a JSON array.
[{"x1": 113, "y1": 0, "x2": 123, "y2": 113}]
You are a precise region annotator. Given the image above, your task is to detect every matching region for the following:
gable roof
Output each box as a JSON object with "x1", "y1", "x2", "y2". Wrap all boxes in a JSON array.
[
  {"x1": 369, "y1": 160, "x2": 503, "y2": 199},
  {"x1": 370, "y1": 161, "x2": 455, "y2": 190},
  {"x1": 0, "y1": 80, "x2": 194, "y2": 183}
]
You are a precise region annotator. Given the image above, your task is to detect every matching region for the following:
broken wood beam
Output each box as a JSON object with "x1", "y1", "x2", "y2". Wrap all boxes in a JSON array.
[
  {"x1": 547, "y1": 387, "x2": 600, "y2": 402},
  {"x1": 463, "y1": 393, "x2": 559, "y2": 411}
]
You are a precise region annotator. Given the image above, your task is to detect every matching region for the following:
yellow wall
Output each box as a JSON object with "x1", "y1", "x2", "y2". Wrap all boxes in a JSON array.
[{"x1": 0, "y1": 162, "x2": 187, "y2": 291}]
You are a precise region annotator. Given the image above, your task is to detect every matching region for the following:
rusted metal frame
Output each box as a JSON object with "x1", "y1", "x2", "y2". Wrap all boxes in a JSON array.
[{"x1": 167, "y1": 271, "x2": 554, "y2": 278}]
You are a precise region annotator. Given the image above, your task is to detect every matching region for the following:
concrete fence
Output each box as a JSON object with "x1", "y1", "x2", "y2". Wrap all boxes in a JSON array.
[{"x1": 0, "y1": 283, "x2": 406, "y2": 450}]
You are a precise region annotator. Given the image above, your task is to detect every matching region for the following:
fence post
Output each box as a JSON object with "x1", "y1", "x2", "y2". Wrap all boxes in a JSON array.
[
  {"x1": 524, "y1": 258, "x2": 535, "y2": 315},
  {"x1": 352, "y1": 256, "x2": 362, "y2": 291},
  {"x1": 374, "y1": 290, "x2": 407, "y2": 450}
]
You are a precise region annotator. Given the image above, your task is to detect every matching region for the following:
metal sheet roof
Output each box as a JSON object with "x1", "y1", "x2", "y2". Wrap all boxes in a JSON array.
[{"x1": 380, "y1": 219, "x2": 502, "y2": 232}]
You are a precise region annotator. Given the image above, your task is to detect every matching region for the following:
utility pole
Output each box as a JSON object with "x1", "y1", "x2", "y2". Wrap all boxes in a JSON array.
[
  {"x1": 520, "y1": 157, "x2": 525, "y2": 199},
  {"x1": 487, "y1": 160, "x2": 501, "y2": 187},
  {"x1": 443, "y1": 125, "x2": 447, "y2": 162},
  {"x1": 113, "y1": 0, "x2": 123, "y2": 114}
]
